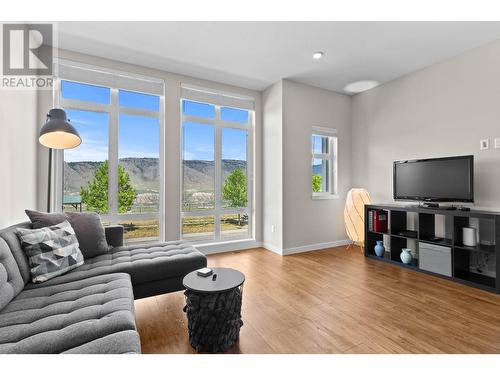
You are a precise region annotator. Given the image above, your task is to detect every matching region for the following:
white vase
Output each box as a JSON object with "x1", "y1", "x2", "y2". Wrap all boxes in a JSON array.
[{"x1": 400, "y1": 248, "x2": 413, "y2": 264}]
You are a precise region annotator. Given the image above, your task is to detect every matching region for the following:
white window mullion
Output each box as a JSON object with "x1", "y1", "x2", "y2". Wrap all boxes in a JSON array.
[
  {"x1": 182, "y1": 115, "x2": 215, "y2": 125},
  {"x1": 214, "y1": 106, "x2": 222, "y2": 240},
  {"x1": 312, "y1": 153, "x2": 331, "y2": 160},
  {"x1": 159, "y1": 95, "x2": 166, "y2": 242},
  {"x1": 332, "y1": 136, "x2": 338, "y2": 196},
  {"x1": 104, "y1": 213, "x2": 159, "y2": 222},
  {"x1": 108, "y1": 88, "x2": 119, "y2": 221},
  {"x1": 60, "y1": 98, "x2": 111, "y2": 113},
  {"x1": 246, "y1": 111, "x2": 253, "y2": 238},
  {"x1": 52, "y1": 78, "x2": 63, "y2": 213},
  {"x1": 119, "y1": 106, "x2": 159, "y2": 118}
]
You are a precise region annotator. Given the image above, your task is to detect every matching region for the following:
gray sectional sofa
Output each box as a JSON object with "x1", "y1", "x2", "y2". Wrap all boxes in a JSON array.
[{"x1": 0, "y1": 222, "x2": 207, "y2": 354}]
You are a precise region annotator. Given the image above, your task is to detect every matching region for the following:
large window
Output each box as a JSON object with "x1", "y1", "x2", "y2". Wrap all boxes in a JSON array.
[
  {"x1": 181, "y1": 93, "x2": 253, "y2": 243},
  {"x1": 311, "y1": 128, "x2": 338, "y2": 198},
  {"x1": 57, "y1": 71, "x2": 164, "y2": 244}
]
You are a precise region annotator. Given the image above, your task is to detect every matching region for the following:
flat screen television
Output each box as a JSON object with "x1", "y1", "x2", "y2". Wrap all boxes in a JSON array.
[{"x1": 393, "y1": 155, "x2": 474, "y2": 203}]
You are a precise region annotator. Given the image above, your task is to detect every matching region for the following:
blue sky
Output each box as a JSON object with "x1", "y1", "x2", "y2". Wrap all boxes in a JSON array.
[
  {"x1": 183, "y1": 123, "x2": 247, "y2": 161},
  {"x1": 62, "y1": 81, "x2": 248, "y2": 163}
]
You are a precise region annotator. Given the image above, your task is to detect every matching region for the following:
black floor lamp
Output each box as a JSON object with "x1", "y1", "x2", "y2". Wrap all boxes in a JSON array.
[{"x1": 39, "y1": 108, "x2": 82, "y2": 212}]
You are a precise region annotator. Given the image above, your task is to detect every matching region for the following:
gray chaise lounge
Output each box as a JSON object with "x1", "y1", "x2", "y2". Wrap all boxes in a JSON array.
[{"x1": 0, "y1": 222, "x2": 207, "y2": 354}]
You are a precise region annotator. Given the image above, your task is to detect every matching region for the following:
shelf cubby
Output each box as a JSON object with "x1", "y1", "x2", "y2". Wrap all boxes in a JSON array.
[
  {"x1": 390, "y1": 210, "x2": 407, "y2": 235},
  {"x1": 390, "y1": 236, "x2": 419, "y2": 268},
  {"x1": 453, "y1": 247, "x2": 496, "y2": 290},
  {"x1": 366, "y1": 231, "x2": 384, "y2": 257}
]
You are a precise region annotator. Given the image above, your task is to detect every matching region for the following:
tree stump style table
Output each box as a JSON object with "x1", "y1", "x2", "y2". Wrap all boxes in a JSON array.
[{"x1": 183, "y1": 268, "x2": 245, "y2": 353}]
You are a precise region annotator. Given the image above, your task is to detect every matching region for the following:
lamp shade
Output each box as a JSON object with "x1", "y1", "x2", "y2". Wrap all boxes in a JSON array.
[
  {"x1": 39, "y1": 108, "x2": 81, "y2": 149},
  {"x1": 344, "y1": 188, "x2": 371, "y2": 246}
]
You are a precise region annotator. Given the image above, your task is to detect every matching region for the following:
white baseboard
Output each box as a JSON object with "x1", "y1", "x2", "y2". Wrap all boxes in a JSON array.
[
  {"x1": 194, "y1": 239, "x2": 352, "y2": 256},
  {"x1": 194, "y1": 239, "x2": 263, "y2": 255},
  {"x1": 261, "y1": 242, "x2": 283, "y2": 255},
  {"x1": 282, "y1": 239, "x2": 352, "y2": 255}
]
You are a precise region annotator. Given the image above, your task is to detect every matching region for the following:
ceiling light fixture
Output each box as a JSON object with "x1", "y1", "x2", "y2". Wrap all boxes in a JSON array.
[
  {"x1": 312, "y1": 51, "x2": 324, "y2": 60},
  {"x1": 343, "y1": 80, "x2": 379, "y2": 94}
]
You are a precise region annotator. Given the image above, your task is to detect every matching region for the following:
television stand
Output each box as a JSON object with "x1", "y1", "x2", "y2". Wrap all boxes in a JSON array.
[
  {"x1": 365, "y1": 203, "x2": 499, "y2": 294},
  {"x1": 421, "y1": 202, "x2": 439, "y2": 208}
]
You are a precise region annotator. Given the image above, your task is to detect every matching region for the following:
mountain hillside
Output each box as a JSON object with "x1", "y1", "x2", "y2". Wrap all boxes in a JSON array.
[{"x1": 64, "y1": 158, "x2": 247, "y2": 194}]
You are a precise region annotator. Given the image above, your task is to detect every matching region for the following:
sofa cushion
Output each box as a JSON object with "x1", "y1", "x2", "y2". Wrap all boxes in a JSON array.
[
  {"x1": 0, "y1": 273, "x2": 138, "y2": 354},
  {"x1": 16, "y1": 221, "x2": 84, "y2": 283},
  {"x1": 25, "y1": 209, "x2": 66, "y2": 229},
  {"x1": 104, "y1": 225, "x2": 124, "y2": 248},
  {"x1": 0, "y1": 238, "x2": 24, "y2": 311},
  {"x1": 66, "y1": 212, "x2": 109, "y2": 257},
  {"x1": 0, "y1": 222, "x2": 33, "y2": 285},
  {"x1": 25, "y1": 210, "x2": 109, "y2": 258},
  {"x1": 62, "y1": 330, "x2": 141, "y2": 354},
  {"x1": 24, "y1": 240, "x2": 207, "y2": 289}
]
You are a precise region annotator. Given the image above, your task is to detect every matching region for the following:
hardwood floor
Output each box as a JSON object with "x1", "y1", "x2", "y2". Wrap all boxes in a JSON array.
[{"x1": 134, "y1": 246, "x2": 500, "y2": 354}]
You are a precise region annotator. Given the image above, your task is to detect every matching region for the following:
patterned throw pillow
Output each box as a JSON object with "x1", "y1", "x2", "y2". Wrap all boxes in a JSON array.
[{"x1": 16, "y1": 220, "x2": 84, "y2": 283}]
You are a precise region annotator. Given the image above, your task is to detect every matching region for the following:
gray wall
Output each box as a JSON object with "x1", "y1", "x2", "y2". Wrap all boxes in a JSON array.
[
  {"x1": 282, "y1": 80, "x2": 351, "y2": 250},
  {"x1": 0, "y1": 89, "x2": 38, "y2": 227},
  {"x1": 352, "y1": 40, "x2": 500, "y2": 210}
]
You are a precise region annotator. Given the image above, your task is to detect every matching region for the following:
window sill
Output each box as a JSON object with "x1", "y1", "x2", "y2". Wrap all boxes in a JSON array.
[{"x1": 312, "y1": 194, "x2": 339, "y2": 200}]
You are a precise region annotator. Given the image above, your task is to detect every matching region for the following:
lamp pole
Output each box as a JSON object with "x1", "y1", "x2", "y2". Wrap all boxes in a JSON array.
[{"x1": 47, "y1": 148, "x2": 52, "y2": 212}]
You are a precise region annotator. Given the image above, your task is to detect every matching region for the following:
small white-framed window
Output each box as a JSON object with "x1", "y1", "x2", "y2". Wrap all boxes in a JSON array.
[{"x1": 311, "y1": 127, "x2": 338, "y2": 199}]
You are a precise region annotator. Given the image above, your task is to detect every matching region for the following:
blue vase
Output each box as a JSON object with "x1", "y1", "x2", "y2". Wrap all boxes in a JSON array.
[
  {"x1": 374, "y1": 241, "x2": 385, "y2": 257},
  {"x1": 400, "y1": 248, "x2": 413, "y2": 264}
]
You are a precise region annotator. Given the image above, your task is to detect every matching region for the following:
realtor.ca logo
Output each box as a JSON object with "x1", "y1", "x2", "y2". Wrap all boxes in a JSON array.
[{"x1": 1, "y1": 23, "x2": 54, "y2": 89}]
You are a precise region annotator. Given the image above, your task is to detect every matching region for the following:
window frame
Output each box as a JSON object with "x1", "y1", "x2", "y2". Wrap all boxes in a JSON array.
[
  {"x1": 311, "y1": 127, "x2": 338, "y2": 200},
  {"x1": 180, "y1": 99, "x2": 254, "y2": 244},
  {"x1": 53, "y1": 74, "x2": 166, "y2": 243}
]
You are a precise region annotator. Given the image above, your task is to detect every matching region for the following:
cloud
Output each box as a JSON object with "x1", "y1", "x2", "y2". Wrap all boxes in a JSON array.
[
  {"x1": 120, "y1": 150, "x2": 159, "y2": 158},
  {"x1": 65, "y1": 146, "x2": 108, "y2": 162},
  {"x1": 183, "y1": 151, "x2": 195, "y2": 160}
]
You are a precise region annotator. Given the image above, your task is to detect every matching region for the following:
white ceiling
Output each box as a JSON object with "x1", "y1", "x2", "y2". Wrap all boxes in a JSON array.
[{"x1": 58, "y1": 22, "x2": 500, "y2": 94}]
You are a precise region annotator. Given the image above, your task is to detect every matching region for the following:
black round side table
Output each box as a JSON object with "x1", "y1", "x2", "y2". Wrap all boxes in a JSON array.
[{"x1": 182, "y1": 268, "x2": 245, "y2": 353}]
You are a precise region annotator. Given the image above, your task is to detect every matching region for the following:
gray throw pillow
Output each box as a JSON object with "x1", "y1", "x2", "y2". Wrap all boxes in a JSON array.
[
  {"x1": 16, "y1": 221, "x2": 84, "y2": 283},
  {"x1": 25, "y1": 209, "x2": 109, "y2": 259}
]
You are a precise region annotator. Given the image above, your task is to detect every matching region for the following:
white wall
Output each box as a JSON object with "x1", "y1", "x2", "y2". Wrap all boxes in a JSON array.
[
  {"x1": 34, "y1": 49, "x2": 263, "y2": 246},
  {"x1": 282, "y1": 80, "x2": 352, "y2": 251},
  {"x1": 261, "y1": 79, "x2": 352, "y2": 254},
  {"x1": 0, "y1": 88, "x2": 38, "y2": 227},
  {"x1": 351, "y1": 40, "x2": 500, "y2": 210},
  {"x1": 262, "y1": 81, "x2": 283, "y2": 252}
]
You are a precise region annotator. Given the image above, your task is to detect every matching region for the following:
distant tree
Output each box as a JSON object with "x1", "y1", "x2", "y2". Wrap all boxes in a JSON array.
[
  {"x1": 222, "y1": 168, "x2": 247, "y2": 225},
  {"x1": 80, "y1": 161, "x2": 137, "y2": 213},
  {"x1": 312, "y1": 174, "x2": 322, "y2": 193}
]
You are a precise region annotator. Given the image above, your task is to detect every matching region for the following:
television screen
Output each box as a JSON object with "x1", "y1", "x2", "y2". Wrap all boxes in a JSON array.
[{"x1": 393, "y1": 155, "x2": 474, "y2": 202}]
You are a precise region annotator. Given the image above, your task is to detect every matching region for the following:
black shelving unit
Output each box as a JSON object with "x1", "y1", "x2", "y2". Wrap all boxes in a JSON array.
[{"x1": 364, "y1": 204, "x2": 500, "y2": 294}]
